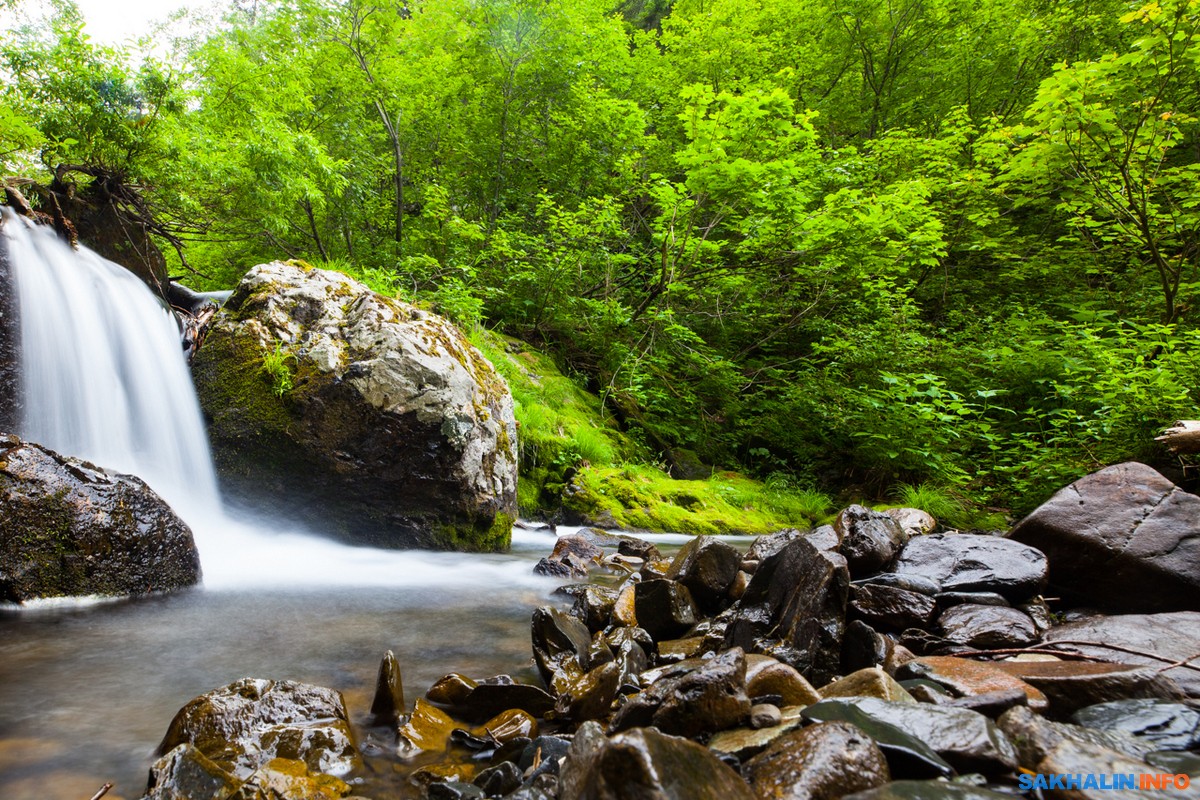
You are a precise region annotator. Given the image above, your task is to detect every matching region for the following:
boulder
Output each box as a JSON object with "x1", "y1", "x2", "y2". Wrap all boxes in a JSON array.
[
  {"x1": 891, "y1": 533, "x2": 1047, "y2": 602},
  {"x1": 192, "y1": 262, "x2": 517, "y2": 551},
  {"x1": 1009, "y1": 462, "x2": 1200, "y2": 612},
  {"x1": 723, "y1": 537, "x2": 850, "y2": 685},
  {"x1": 801, "y1": 701, "x2": 954, "y2": 778},
  {"x1": 937, "y1": 604, "x2": 1038, "y2": 649},
  {"x1": 157, "y1": 678, "x2": 361, "y2": 780},
  {"x1": 664, "y1": 535, "x2": 741, "y2": 610},
  {"x1": 1072, "y1": 699, "x2": 1200, "y2": 752},
  {"x1": 610, "y1": 648, "x2": 750, "y2": 737},
  {"x1": 996, "y1": 705, "x2": 1156, "y2": 768},
  {"x1": 742, "y1": 721, "x2": 891, "y2": 800},
  {"x1": 143, "y1": 744, "x2": 241, "y2": 800},
  {"x1": 850, "y1": 584, "x2": 937, "y2": 631},
  {"x1": 895, "y1": 656, "x2": 1048, "y2": 713},
  {"x1": 633, "y1": 579, "x2": 699, "y2": 641},
  {"x1": 991, "y1": 659, "x2": 1186, "y2": 715},
  {"x1": 558, "y1": 722, "x2": 755, "y2": 800},
  {"x1": 836, "y1": 505, "x2": 908, "y2": 576},
  {"x1": 0, "y1": 435, "x2": 201, "y2": 602}
]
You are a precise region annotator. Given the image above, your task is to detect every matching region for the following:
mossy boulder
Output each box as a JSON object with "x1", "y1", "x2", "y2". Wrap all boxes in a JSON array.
[
  {"x1": 192, "y1": 262, "x2": 518, "y2": 551},
  {"x1": 0, "y1": 433, "x2": 201, "y2": 602}
]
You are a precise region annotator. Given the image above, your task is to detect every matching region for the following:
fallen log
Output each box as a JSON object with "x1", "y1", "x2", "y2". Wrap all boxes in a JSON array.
[{"x1": 1156, "y1": 420, "x2": 1200, "y2": 455}]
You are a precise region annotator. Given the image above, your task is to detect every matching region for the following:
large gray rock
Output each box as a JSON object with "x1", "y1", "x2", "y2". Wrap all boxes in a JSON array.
[
  {"x1": 192, "y1": 262, "x2": 518, "y2": 551},
  {"x1": 1010, "y1": 462, "x2": 1200, "y2": 612},
  {"x1": 0, "y1": 434, "x2": 201, "y2": 602},
  {"x1": 891, "y1": 533, "x2": 1047, "y2": 602}
]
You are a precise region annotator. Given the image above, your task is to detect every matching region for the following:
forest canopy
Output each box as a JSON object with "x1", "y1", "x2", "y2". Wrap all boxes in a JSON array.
[{"x1": 2, "y1": 0, "x2": 1198, "y2": 518}]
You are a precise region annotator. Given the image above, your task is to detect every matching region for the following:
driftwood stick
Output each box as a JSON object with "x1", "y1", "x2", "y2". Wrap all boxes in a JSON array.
[
  {"x1": 1156, "y1": 420, "x2": 1200, "y2": 454},
  {"x1": 950, "y1": 647, "x2": 1107, "y2": 661},
  {"x1": 87, "y1": 783, "x2": 113, "y2": 800},
  {"x1": 1156, "y1": 649, "x2": 1200, "y2": 674}
]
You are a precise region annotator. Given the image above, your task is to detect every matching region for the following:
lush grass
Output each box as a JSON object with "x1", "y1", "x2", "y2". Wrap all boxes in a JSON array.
[{"x1": 887, "y1": 482, "x2": 1008, "y2": 531}]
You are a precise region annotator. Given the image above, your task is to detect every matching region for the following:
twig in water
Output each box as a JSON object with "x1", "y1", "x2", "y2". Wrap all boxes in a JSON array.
[{"x1": 88, "y1": 784, "x2": 113, "y2": 800}]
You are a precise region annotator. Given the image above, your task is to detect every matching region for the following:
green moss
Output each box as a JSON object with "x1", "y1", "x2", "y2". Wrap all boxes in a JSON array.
[{"x1": 433, "y1": 511, "x2": 513, "y2": 553}]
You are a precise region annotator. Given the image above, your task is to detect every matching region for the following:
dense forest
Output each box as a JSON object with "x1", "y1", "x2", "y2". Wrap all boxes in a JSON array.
[{"x1": 2, "y1": 0, "x2": 1198, "y2": 523}]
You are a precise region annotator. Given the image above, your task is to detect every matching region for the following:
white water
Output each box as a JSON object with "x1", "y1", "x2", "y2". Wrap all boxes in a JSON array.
[{"x1": 1, "y1": 208, "x2": 555, "y2": 591}]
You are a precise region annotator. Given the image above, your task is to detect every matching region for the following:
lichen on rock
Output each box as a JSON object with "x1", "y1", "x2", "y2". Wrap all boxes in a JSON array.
[{"x1": 191, "y1": 262, "x2": 519, "y2": 551}]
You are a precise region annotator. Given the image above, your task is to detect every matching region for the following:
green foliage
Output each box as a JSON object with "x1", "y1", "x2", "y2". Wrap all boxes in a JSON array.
[{"x1": 262, "y1": 343, "x2": 296, "y2": 397}]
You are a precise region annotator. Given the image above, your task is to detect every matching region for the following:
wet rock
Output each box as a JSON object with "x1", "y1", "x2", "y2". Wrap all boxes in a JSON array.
[
  {"x1": 836, "y1": 505, "x2": 908, "y2": 576},
  {"x1": 1019, "y1": 597, "x2": 1055, "y2": 635},
  {"x1": 611, "y1": 648, "x2": 750, "y2": 737},
  {"x1": 895, "y1": 656, "x2": 1048, "y2": 713},
  {"x1": 821, "y1": 668, "x2": 916, "y2": 703},
  {"x1": 532, "y1": 607, "x2": 594, "y2": 684},
  {"x1": 750, "y1": 703, "x2": 782, "y2": 729},
  {"x1": 427, "y1": 674, "x2": 477, "y2": 707},
  {"x1": 1038, "y1": 738, "x2": 1193, "y2": 799},
  {"x1": 941, "y1": 688, "x2": 1030, "y2": 717},
  {"x1": 235, "y1": 757, "x2": 352, "y2": 799},
  {"x1": 477, "y1": 708, "x2": 538, "y2": 746},
  {"x1": 556, "y1": 661, "x2": 621, "y2": 722},
  {"x1": 656, "y1": 637, "x2": 703, "y2": 662},
  {"x1": 157, "y1": 678, "x2": 360, "y2": 780},
  {"x1": 745, "y1": 655, "x2": 821, "y2": 707},
  {"x1": 730, "y1": 570, "x2": 750, "y2": 600},
  {"x1": 473, "y1": 761, "x2": 522, "y2": 797},
  {"x1": 633, "y1": 580, "x2": 698, "y2": 642},
  {"x1": 747, "y1": 529, "x2": 807, "y2": 561},
  {"x1": 885, "y1": 508, "x2": 937, "y2": 538},
  {"x1": 937, "y1": 604, "x2": 1038, "y2": 649},
  {"x1": 804, "y1": 525, "x2": 843, "y2": 552},
  {"x1": 665, "y1": 535, "x2": 741, "y2": 611},
  {"x1": 518, "y1": 735, "x2": 573, "y2": 782},
  {"x1": 569, "y1": 586, "x2": 618, "y2": 633},
  {"x1": 843, "y1": 782, "x2": 1016, "y2": 800},
  {"x1": 0, "y1": 435, "x2": 201, "y2": 602},
  {"x1": 551, "y1": 534, "x2": 604, "y2": 565},
  {"x1": 841, "y1": 621, "x2": 896, "y2": 674},
  {"x1": 398, "y1": 698, "x2": 459, "y2": 756},
  {"x1": 743, "y1": 721, "x2": 890, "y2": 800},
  {"x1": 558, "y1": 721, "x2": 755, "y2": 800},
  {"x1": 617, "y1": 537, "x2": 662, "y2": 562},
  {"x1": 1146, "y1": 750, "x2": 1200, "y2": 776},
  {"x1": 855, "y1": 573, "x2": 940, "y2": 596},
  {"x1": 193, "y1": 262, "x2": 518, "y2": 551},
  {"x1": 723, "y1": 537, "x2": 850, "y2": 685},
  {"x1": 428, "y1": 781, "x2": 486, "y2": 800},
  {"x1": 891, "y1": 534, "x2": 1047, "y2": 602},
  {"x1": 708, "y1": 706, "x2": 808, "y2": 760},
  {"x1": 992, "y1": 659, "x2": 1186, "y2": 714},
  {"x1": 612, "y1": 583, "x2": 638, "y2": 627},
  {"x1": 935, "y1": 592, "x2": 1009, "y2": 609},
  {"x1": 801, "y1": 700, "x2": 954, "y2": 778},
  {"x1": 604, "y1": 627, "x2": 650, "y2": 688},
  {"x1": 1040, "y1": 612, "x2": 1200, "y2": 698},
  {"x1": 534, "y1": 556, "x2": 589, "y2": 579},
  {"x1": 1009, "y1": 462, "x2": 1200, "y2": 613},
  {"x1": 457, "y1": 681, "x2": 555, "y2": 723},
  {"x1": 851, "y1": 584, "x2": 937, "y2": 631},
  {"x1": 1072, "y1": 699, "x2": 1200, "y2": 751},
  {"x1": 370, "y1": 650, "x2": 405, "y2": 724},
  {"x1": 144, "y1": 744, "x2": 240, "y2": 800},
  {"x1": 996, "y1": 704, "x2": 1155, "y2": 768}
]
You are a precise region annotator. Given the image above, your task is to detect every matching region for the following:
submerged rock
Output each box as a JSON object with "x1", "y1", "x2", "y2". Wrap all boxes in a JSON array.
[
  {"x1": 192, "y1": 262, "x2": 518, "y2": 551},
  {"x1": 558, "y1": 722, "x2": 755, "y2": 800},
  {"x1": 1009, "y1": 462, "x2": 1200, "y2": 612},
  {"x1": 0, "y1": 434, "x2": 201, "y2": 602}
]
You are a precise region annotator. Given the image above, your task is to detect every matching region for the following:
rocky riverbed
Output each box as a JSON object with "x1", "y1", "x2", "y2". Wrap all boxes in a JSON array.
[{"x1": 136, "y1": 462, "x2": 1200, "y2": 800}]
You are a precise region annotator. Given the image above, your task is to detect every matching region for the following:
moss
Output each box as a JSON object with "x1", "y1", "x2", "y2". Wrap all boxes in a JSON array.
[{"x1": 432, "y1": 511, "x2": 513, "y2": 553}]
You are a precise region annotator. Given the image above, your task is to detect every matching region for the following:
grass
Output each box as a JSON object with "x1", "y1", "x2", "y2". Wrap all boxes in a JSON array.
[{"x1": 888, "y1": 482, "x2": 1008, "y2": 530}]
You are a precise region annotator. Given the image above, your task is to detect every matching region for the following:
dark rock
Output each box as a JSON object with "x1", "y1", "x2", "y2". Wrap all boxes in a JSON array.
[
  {"x1": 937, "y1": 604, "x2": 1038, "y2": 649},
  {"x1": 750, "y1": 703, "x2": 783, "y2": 729},
  {"x1": 192, "y1": 262, "x2": 518, "y2": 551},
  {"x1": 730, "y1": 570, "x2": 750, "y2": 600},
  {"x1": 551, "y1": 534, "x2": 604, "y2": 565},
  {"x1": 604, "y1": 627, "x2": 650, "y2": 688},
  {"x1": 532, "y1": 606, "x2": 594, "y2": 684},
  {"x1": 1072, "y1": 699, "x2": 1200, "y2": 751},
  {"x1": 1040, "y1": 612, "x2": 1200, "y2": 698},
  {"x1": 743, "y1": 721, "x2": 891, "y2": 800},
  {"x1": 369, "y1": 650, "x2": 405, "y2": 724},
  {"x1": 747, "y1": 528, "x2": 807, "y2": 561},
  {"x1": 843, "y1": 782, "x2": 1016, "y2": 800},
  {"x1": 144, "y1": 744, "x2": 240, "y2": 800},
  {"x1": 519, "y1": 735, "x2": 573, "y2": 781},
  {"x1": 0, "y1": 435, "x2": 201, "y2": 602},
  {"x1": 427, "y1": 673, "x2": 477, "y2": 706},
  {"x1": 723, "y1": 537, "x2": 850, "y2": 685},
  {"x1": 610, "y1": 648, "x2": 750, "y2": 738},
  {"x1": 801, "y1": 700, "x2": 954, "y2": 778},
  {"x1": 617, "y1": 537, "x2": 662, "y2": 562},
  {"x1": 534, "y1": 556, "x2": 589, "y2": 579},
  {"x1": 665, "y1": 535, "x2": 741, "y2": 610},
  {"x1": 1037, "y1": 738, "x2": 1192, "y2": 799},
  {"x1": 941, "y1": 688, "x2": 1029, "y2": 717},
  {"x1": 569, "y1": 586, "x2": 618, "y2": 633},
  {"x1": 457, "y1": 682, "x2": 555, "y2": 723},
  {"x1": 804, "y1": 525, "x2": 843, "y2": 552},
  {"x1": 854, "y1": 573, "x2": 941, "y2": 596},
  {"x1": 558, "y1": 721, "x2": 755, "y2": 800},
  {"x1": 836, "y1": 504, "x2": 908, "y2": 576},
  {"x1": 429, "y1": 781, "x2": 486, "y2": 800},
  {"x1": 556, "y1": 661, "x2": 621, "y2": 722},
  {"x1": 997, "y1": 704, "x2": 1156, "y2": 768},
  {"x1": 1146, "y1": 750, "x2": 1200, "y2": 776},
  {"x1": 896, "y1": 656, "x2": 1048, "y2": 713},
  {"x1": 841, "y1": 620, "x2": 896, "y2": 674},
  {"x1": 633, "y1": 580, "x2": 698, "y2": 641},
  {"x1": 1018, "y1": 597, "x2": 1055, "y2": 635},
  {"x1": 1009, "y1": 462, "x2": 1200, "y2": 612},
  {"x1": 157, "y1": 678, "x2": 360, "y2": 780},
  {"x1": 851, "y1": 584, "x2": 937, "y2": 631},
  {"x1": 892, "y1": 533, "x2": 1047, "y2": 602},
  {"x1": 935, "y1": 592, "x2": 1009, "y2": 609},
  {"x1": 474, "y1": 761, "x2": 522, "y2": 797},
  {"x1": 992, "y1": 659, "x2": 1186, "y2": 714}
]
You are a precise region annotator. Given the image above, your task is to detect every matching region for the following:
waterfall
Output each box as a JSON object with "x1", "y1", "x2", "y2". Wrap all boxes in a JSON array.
[
  {"x1": 0, "y1": 208, "x2": 555, "y2": 590},
  {"x1": 1, "y1": 208, "x2": 219, "y2": 520}
]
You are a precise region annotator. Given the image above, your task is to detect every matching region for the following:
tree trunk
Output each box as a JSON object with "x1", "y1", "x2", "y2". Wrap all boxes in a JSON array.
[{"x1": 1156, "y1": 421, "x2": 1200, "y2": 454}]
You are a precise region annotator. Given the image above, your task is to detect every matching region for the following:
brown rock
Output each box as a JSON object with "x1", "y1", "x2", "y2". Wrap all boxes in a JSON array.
[
  {"x1": 895, "y1": 656, "x2": 1048, "y2": 712},
  {"x1": 743, "y1": 721, "x2": 891, "y2": 800}
]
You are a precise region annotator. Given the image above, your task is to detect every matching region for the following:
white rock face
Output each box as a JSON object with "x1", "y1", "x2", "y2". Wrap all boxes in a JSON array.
[{"x1": 194, "y1": 262, "x2": 518, "y2": 551}]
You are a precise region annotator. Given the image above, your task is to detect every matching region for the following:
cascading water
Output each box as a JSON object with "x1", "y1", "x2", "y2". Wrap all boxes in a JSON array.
[{"x1": 0, "y1": 207, "x2": 559, "y2": 590}]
